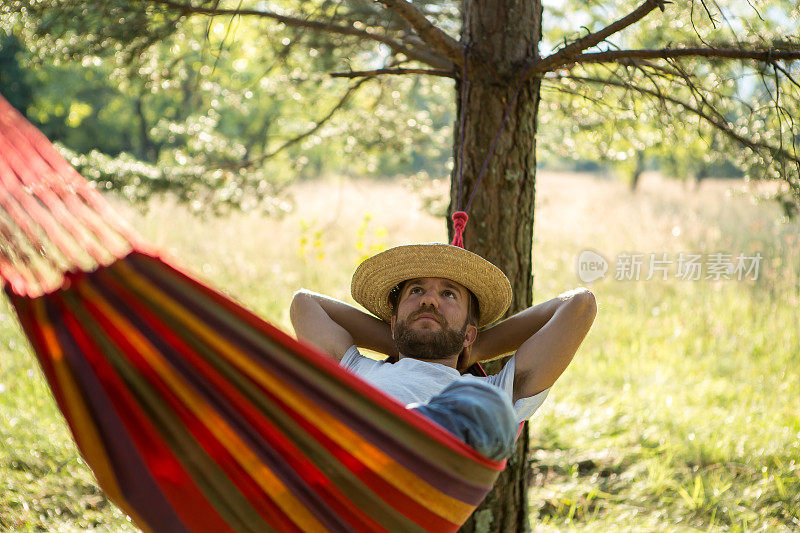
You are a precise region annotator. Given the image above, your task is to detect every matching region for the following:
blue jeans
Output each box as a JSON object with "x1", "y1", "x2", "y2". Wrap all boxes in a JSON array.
[{"x1": 411, "y1": 380, "x2": 517, "y2": 461}]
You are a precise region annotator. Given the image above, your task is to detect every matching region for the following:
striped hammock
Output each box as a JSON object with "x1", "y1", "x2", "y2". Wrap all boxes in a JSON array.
[{"x1": 0, "y1": 93, "x2": 505, "y2": 532}]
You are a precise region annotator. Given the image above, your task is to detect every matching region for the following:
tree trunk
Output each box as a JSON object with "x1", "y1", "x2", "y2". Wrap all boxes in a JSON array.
[
  {"x1": 630, "y1": 150, "x2": 645, "y2": 192},
  {"x1": 135, "y1": 95, "x2": 157, "y2": 162},
  {"x1": 450, "y1": 1, "x2": 543, "y2": 531}
]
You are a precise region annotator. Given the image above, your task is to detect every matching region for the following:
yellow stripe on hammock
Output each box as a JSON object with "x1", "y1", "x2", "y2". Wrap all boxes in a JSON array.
[{"x1": 31, "y1": 299, "x2": 152, "y2": 533}]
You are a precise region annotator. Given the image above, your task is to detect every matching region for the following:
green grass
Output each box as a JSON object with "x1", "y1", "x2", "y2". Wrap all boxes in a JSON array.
[
  {"x1": 1, "y1": 173, "x2": 798, "y2": 531},
  {"x1": 526, "y1": 174, "x2": 800, "y2": 531}
]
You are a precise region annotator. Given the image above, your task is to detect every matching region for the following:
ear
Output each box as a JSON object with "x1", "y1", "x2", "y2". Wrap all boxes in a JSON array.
[
  {"x1": 456, "y1": 346, "x2": 472, "y2": 371},
  {"x1": 462, "y1": 324, "x2": 478, "y2": 348},
  {"x1": 390, "y1": 315, "x2": 396, "y2": 339}
]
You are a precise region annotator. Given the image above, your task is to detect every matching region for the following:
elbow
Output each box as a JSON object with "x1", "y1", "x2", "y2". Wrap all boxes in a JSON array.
[
  {"x1": 290, "y1": 291, "x2": 303, "y2": 313},
  {"x1": 292, "y1": 288, "x2": 313, "y2": 301},
  {"x1": 569, "y1": 288, "x2": 597, "y2": 325},
  {"x1": 575, "y1": 287, "x2": 597, "y2": 312},
  {"x1": 290, "y1": 290, "x2": 312, "y2": 326},
  {"x1": 291, "y1": 289, "x2": 316, "y2": 307}
]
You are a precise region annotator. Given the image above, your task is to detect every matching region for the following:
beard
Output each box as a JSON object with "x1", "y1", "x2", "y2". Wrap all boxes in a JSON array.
[{"x1": 393, "y1": 307, "x2": 468, "y2": 360}]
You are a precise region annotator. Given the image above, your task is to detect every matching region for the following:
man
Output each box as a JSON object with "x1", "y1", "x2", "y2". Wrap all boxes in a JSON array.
[{"x1": 290, "y1": 243, "x2": 596, "y2": 460}]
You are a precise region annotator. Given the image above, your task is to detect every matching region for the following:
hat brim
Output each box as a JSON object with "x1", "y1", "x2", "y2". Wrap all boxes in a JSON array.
[{"x1": 351, "y1": 244, "x2": 512, "y2": 328}]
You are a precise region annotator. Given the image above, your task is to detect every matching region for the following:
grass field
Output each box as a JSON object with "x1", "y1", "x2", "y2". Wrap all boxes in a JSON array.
[{"x1": 1, "y1": 171, "x2": 798, "y2": 531}]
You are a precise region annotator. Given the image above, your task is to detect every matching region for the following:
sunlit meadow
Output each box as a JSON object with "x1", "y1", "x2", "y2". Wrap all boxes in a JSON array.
[{"x1": 0, "y1": 172, "x2": 798, "y2": 531}]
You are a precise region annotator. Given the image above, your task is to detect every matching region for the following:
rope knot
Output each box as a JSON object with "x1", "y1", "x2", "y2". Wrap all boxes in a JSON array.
[{"x1": 450, "y1": 211, "x2": 469, "y2": 248}]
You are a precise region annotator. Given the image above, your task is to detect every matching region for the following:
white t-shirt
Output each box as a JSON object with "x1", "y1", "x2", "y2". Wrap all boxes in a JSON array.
[{"x1": 340, "y1": 346, "x2": 549, "y2": 423}]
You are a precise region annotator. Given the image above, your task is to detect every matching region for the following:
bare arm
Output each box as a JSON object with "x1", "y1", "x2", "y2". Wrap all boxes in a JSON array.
[
  {"x1": 514, "y1": 289, "x2": 596, "y2": 401},
  {"x1": 470, "y1": 288, "x2": 597, "y2": 401},
  {"x1": 289, "y1": 289, "x2": 397, "y2": 361},
  {"x1": 469, "y1": 297, "x2": 564, "y2": 364}
]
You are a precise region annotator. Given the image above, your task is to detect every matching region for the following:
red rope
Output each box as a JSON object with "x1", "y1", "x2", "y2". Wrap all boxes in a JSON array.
[{"x1": 449, "y1": 211, "x2": 468, "y2": 248}]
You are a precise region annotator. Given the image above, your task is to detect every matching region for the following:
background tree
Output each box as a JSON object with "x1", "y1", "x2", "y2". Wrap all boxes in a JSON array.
[
  {"x1": 4, "y1": 0, "x2": 800, "y2": 529},
  {"x1": 0, "y1": 31, "x2": 32, "y2": 113},
  {"x1": 537, "y1": 80, "x2": 744, "y2": 191}
]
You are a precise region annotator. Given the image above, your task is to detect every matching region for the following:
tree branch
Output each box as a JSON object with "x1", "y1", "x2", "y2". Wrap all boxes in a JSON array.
[
  {"x1": 144, "y1": 0, "x2": 453, "y2": 69},
  {"x1": 535, "y1": 0, "x2": 670, "y2": 73},
  {"x1": 569, "y1": 47, "x2": 800, "y2": 66},
  {"x1": 374, "y1": 0, "x2": 463, "y2": 66},
  {"x1": 223, "y1": 78, "x2": 372, "y2": 170},
  {"x1": 541, "y1": 84, "x2": 628, "y2": 113},
  {"x1": 772, "y1": 62, "x2": 800, "y2": 90},
  {"x1": 549, "y1": 73, "x2": 800, "y2": 166},
  {"x1": 616, "y1": 58, "x2": 757, "y2": 113},
  {"x1": 667, "y1": 58, "x2": 733, "y2": 127},
  {"x1": 330, "y1": 67, "x2": 453, "y2": 78}
]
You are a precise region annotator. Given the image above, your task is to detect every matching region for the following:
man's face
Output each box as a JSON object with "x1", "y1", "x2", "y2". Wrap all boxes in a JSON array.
[{"x1": 391, "y1": 277, "x2": 477, "y2": 360}]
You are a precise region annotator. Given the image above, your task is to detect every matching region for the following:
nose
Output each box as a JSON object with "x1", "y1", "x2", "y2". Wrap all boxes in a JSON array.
[{"x1": 419, "y1": 291, "x2": 439, "y2": 309}]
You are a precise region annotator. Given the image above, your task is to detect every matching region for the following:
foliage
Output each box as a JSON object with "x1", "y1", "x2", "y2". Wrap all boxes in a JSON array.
[
  {"x1": 1, "y1": 1, "x2": 457, "y2": 211},
  {"x1": 537, "y1": 0, "x2": 800, "y2": 204},
  {"x1": 2, "y1": 0, "x2": 799, "y2": 212},
  {"x1": 0, "y1": 31, "x2": 32, "y2": 113}
]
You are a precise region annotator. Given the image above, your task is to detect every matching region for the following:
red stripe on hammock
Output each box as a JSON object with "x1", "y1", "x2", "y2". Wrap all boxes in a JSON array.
[
  {"x1": 9, "y1": 294, "x2": 72, "y2": 426},
  {"x1": 54, "y1": 295, "x2": 238, "y2": 533},
  {"x1": 75, "y1": 281, "x2": 306, "y2": 533},
  {"x1": 94, "y1": 268, "x2": 388, "y2": 533}
]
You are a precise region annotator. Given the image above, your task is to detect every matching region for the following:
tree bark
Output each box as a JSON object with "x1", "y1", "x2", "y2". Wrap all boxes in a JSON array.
[{"x1": 450, "y1": 0, "x2": 543, "y2": 531}]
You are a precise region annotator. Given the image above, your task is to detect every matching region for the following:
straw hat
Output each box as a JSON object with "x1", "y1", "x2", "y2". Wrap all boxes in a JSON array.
[{"x1": 351, "y1": 243, "x2": 512, "y2": 328}]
